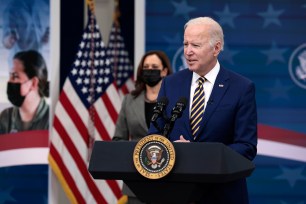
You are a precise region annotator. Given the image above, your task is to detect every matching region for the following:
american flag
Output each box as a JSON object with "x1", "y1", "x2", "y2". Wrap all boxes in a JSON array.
[
  {"x1": 48, "y1": 8, "x2": 122, "y2": 204},
  {"x1": 107, "y1": 22, "x2": 134, "y2": 99}
]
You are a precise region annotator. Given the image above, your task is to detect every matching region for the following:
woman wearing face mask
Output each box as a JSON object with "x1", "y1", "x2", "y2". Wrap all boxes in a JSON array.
[
  {"x1": 0, "y1": 50, "x2": 49, "y2": 134},
  {"x1": 113, "y1": 50, "x2": 172, "y2": 203}
]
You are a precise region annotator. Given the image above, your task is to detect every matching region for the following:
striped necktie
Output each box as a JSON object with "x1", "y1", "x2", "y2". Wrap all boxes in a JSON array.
[{"x1": 190, "y1": 77, "x2": 205, "y2": 139}]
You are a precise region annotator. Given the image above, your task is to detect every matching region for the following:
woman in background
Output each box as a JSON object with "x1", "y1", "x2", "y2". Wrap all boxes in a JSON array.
[
  {"x1": 113, "y1": 50, "x2": 173, "y2": 141},
  {"x1": 0, "y1": 50, "x2": 49, "y2": 134},
  {"x1": 113, "y1": 50, "x2": 173, "y2": 204}
]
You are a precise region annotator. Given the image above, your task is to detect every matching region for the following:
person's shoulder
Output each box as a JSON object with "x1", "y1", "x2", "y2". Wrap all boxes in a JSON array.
[
  {"x1": 122, "y1": 92, "x2": 143, "y2": 104},
  {"x1": 0, "y1": 106, "x2": 15, "y2": 119},
  {"x1": 124, "y1": 92, "x2": 137, "y2": 101},
  {"x1": 221, "y1": 67, "x2": 253, "y2": 85}
]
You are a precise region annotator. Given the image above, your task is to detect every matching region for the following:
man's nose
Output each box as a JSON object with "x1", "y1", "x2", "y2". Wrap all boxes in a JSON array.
[{"x1": 185, "y1": 46, "x2": 193, "y2": 55}]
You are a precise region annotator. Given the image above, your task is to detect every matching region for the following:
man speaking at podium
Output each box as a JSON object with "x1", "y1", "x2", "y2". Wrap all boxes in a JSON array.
[{"x1": 148, "y1": 17, "x2": 257, "y2": 204}]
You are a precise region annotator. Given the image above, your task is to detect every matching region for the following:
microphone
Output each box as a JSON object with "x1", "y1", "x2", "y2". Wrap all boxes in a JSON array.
[
  {"x1": 151, "y1": 97, "x2": 169, "y2": 122},
  {"x1": 163, "y1": 97, "x2": 188, "y2": 138},
  {"x1": 151, "y1": 97, "x2": 169, "y2": 132}
]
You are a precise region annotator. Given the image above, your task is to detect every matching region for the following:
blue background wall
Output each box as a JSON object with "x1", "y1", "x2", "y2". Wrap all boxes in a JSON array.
[{"x1": 146, "y1": 0, "x2": 306, "y2": 203}]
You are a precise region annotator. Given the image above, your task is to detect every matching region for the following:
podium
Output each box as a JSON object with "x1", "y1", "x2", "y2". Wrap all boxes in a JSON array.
[{"x1": 88, "y1": 141, "x2": 255, "y2": 203}]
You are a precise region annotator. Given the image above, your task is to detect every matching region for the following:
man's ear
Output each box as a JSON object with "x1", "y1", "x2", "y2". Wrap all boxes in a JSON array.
[{"x1": 213, "y1": 41, "x2": 222, "y2": 56}]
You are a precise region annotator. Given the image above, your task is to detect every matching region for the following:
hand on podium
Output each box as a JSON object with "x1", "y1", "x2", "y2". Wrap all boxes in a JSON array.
[{"x1": 174, "y1": 135, "x2": 190, "y2": 143}]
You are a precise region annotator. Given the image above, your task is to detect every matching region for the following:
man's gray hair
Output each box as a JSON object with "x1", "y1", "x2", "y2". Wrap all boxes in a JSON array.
[{"x1": 184, "y1": 17, "x2": 224, "y2": 51}]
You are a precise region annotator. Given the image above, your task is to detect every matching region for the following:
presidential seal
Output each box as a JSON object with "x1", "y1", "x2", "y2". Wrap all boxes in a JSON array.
[
  {"x1": 133, "y1": 134, "x2": 175, "y2": 179},
  {"x1": 172, "y1": 46, "x2": 187, "y2": 73},
  {"x1": 289, "y1": 43, "x2": 306, "y2": 89}
]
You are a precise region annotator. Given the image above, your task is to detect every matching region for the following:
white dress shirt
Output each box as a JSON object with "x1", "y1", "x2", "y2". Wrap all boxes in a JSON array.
[{"x1": 189, "y1": 61, "x2": 220, "y2": 117}]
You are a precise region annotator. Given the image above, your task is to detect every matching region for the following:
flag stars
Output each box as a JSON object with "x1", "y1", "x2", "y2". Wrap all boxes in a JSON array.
[
  {"x1": 264, "y1": 79, "x2": 293, "y2": 101},
  {"x1": 95, "y1": 51, "x2": 100, "y2": 57},
  {"x1": 76, "y1": 77, "x2": 82, "y2": 85},
  {"x1": 83, "y1": 33, "x2": 87, "y2": 39},
  {"x1": 214, "y1": 4, "x2": 239, "y2": 28},
  {"x1": 0, "y1": 188, "x2": 15, "y2": 204},
  {"x1": 98, "y1": 77, "x2": 103, "y2": 84},
  {"x1": 84, "y1": 51, "x2": 88, "y2": 58},
  {"x1": 87, "y1": 95, "x2": 92, "y2": 103},
  {"x1": 258, "y1": 4, "x2": 284, "y2": 28},
  {"x1": 71, "y1": 68, "x2": 78, "y2": 75},
  {"x1": 94, "y1": 32, "x2": 100, "y2": 39},
  {"x1": 100, "y1": 51, "x2": 105, "y2": 57},
  {"x1": 74, "y1": 60, "x2": 80, "y2": 67},
  {"x1": 80, "y1": 41, "x2": 85, "y2": 48},
  {"x1": 172, "y1": 0, "x2": 196, "y2": 20},
  {"x1": 81, "y1": 86, "x2": 88, "y2": 94},
  {"x1": 81, "y1": 60, "x2": 86, "y2": 67},
  {"x1": 84, "y1": 78, "x2": 90, "y2": 84},
  {"x1": 96, "y1": 86, "x2": 102, "y2": 93},
  {"x1": 108, "y1": 22, "x2": 134, "y2": 88},
  {"x1": 77, "y1": 51, "x2": 83, "y2": 58},
  {"x1": 219, "y1": 44, "x2": 239, "y2": 65},
  {"x1": 105, "y1": 68, "x2": 110, "y2": 74},
  {"x1": 261, "y1": 41, "x2": 288, "y2": 65},
  {"x1": 104, "y1": 77, "x2": 109, "y2": 84},
  {"x1": 79, "y1": 69, "x2": 85, "y2": 76},
  {"x1": 275, "y1": 166, "x2": 306, "y2": 188}
]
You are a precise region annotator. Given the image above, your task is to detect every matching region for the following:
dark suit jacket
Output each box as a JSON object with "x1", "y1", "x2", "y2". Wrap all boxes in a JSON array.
[{"x1": 148, "y1": 67, "x2": 257, "y2": 204}]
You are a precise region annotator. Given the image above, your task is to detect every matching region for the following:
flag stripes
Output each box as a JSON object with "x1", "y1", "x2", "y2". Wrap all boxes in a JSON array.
[{"x1": 49, "y1": 8, "x2": 122, "y2": 204}]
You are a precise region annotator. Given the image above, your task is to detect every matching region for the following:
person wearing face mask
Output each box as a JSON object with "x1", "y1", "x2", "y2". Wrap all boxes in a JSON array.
[
  {"x1": 0, "y1": 50, "x2": 49, "y2": 134},
  {"x1": 112, "y1": 50, "x2": 173, "y2": 203}
]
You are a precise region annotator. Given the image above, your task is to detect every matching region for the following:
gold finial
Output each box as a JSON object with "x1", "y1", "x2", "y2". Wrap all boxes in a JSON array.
[
  {"x1": 86, "y1": 0, "x2": 95, "y2": 13},
  {"x1": 113, "y1": 0, "x2": 120, "y2": 27}
]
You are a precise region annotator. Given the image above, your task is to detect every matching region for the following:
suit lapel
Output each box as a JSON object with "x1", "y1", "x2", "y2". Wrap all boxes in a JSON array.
[
  {"x1": 198, "y1": 67, "x2": 230, "y2": 135},
  {"x1": 134, "y1": 92, "x2": 148, "y2": 131},
  {"x1": 180, "y1": 71, "x2": 193, "y2": 137}
]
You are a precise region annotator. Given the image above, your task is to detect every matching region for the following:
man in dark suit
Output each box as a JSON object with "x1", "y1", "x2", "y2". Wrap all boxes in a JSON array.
[{"x1": 148, "y1": 17, "x2": 257, "y2": 204}]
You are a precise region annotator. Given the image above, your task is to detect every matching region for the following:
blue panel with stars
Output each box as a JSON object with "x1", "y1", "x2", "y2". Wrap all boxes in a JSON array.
[{"x1": 146, "y1": 0, "x2": 306, "y2": 203}]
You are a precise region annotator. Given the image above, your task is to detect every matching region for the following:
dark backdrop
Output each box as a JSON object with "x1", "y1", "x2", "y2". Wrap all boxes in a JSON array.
[{"x1": 60, "y1": 0, "x2": 134, "y2": 89}]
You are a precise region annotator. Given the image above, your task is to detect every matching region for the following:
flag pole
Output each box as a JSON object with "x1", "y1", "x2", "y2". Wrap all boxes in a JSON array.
[
  {"x1": 112, "y1": 0, "x2": 120, "y2": 88},
  {"x1": 86, "y1": 0, "x2": 96, "y2": 161}
]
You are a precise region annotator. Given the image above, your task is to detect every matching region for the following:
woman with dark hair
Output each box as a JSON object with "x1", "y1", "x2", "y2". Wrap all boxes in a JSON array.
[
  {"x1": 113, "y1": 50, "x2": 173, "y2": 203},
  {"x1": 0, "y1": 50, "x2": 49, "y2": 134},
  {"x1": 113, "y1": 50, "x2": 173, "y2": 141}
]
